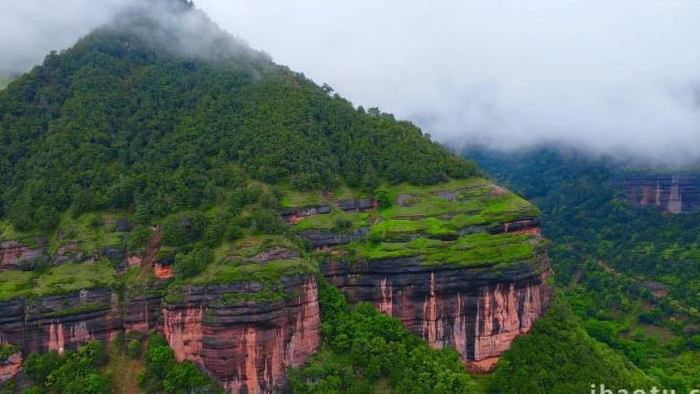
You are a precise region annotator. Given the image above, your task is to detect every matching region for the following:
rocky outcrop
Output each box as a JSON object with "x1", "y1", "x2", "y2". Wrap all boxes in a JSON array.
[
  {"x1": 300, "y1": 227, "x2": 369, "y2": 249},
  {"x1": 335, "y1": 198, "x2": 376, "y2": 212},
  {"x1": 280, "y1": 205, "x2": 331, "y2": 223},
  {"x1": 0, "y1": 177, "x2": 552, "y2": 390},
  {"x1": 0, "y1": 352, "x2": 21, "y2": 383},
  {"x1": 162, "y1": 275, "x2": 320, "y2": 393},
  {"x1": 248, "y1": 247, "x2": 300, "y2": 264},
  {"x1": 0, "y1": 274, "x2": 319, "y2": 393},
  {"x1": 490, "y1": 219, "x2": 540, "y2": 235},
  {"x1": 0, "y1": 240, "x2": 45, "y2": 270},
  {"x1": 620, "y1": 174, "x2": 700, "y2": 213},
  {"x1": 321, "y1": 252, "x2": 552, "y2": 372},
  {"x1": 0, "y1": 288, "x2": 124, "y2": 354},
  {"x1": 281, "y1": 198, "x2": 376, "y2": 224}
]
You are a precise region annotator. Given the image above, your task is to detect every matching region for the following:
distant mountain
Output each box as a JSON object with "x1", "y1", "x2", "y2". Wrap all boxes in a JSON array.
[{"x1": 467, "y1": 146, "x2": 700, "y2": 391}]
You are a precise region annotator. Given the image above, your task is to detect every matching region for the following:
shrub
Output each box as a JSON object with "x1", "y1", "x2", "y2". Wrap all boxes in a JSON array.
[
  {"x1": 161, "y1": 212, "x2": 207, "y2": 246},
  {"x1": 251, "y1": 209, "x2": 287, "y2": 234},
  {"x1": 174, "y1": 246, "x2": 212, "y2": 279},
  {"x1": 127, "y1": 339, "x2": 141, "y2": 359},
  {"x1": 375, "y1": 188, "x2": 393, "y2": 209}
]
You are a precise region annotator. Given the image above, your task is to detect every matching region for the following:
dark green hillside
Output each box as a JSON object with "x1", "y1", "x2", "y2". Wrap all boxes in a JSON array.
[
  {"x1": 488, "y1": 298, "x2": 656, "y2": 393},
  {"x1": 469, "y1": 147, "x2": 700, "y2": 391},
  {"x1": 0, "y1": 7, "x2": 473, "y2": 232}
]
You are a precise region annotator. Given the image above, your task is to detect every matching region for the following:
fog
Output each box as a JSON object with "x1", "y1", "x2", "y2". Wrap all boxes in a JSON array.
[
  {"x1": 3, "y1": 0, "x2": 700, "y2": 164},
  {"x1": 0, "y1": 0, "x2": 136, "y2": 75}
]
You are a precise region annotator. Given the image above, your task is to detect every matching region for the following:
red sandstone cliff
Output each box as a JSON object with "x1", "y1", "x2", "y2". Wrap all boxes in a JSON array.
[
  {"x1": 321, "y1": 248, "x2": 552, "y2": 372},
  {"x1": 0, "y1": 275, "x2": 320, "y2": 392},
  {"x1": 620, "y1": 174, "x2": 700, "y2": 213},
  {"x1": 162, "y1": 276, "x2": 320, "y2": 393}
]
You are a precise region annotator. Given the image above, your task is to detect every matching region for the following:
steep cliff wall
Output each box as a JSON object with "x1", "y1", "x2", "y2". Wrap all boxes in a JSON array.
[
  {"x1": 0, "y1": 177, "x2": 551, "y2": 391},
  {"x1": 0, "y1": 276, "x2": 319, "y2": 392},
  {"x1": 321, "y1": 252, "x2": 551, "y2": 371},
  {"x1": 0, "y1": 288, "x2": 122, "y2": 354},
  {"x1": 292, "y1": 178, "x2": 553, "y2": 372},
  {"x1": 620, "y1": 175, "x2": 700, "y2": 213},
  {"x1": 0, "y1": 240, "x2": 45, "y2": 270},
  {"x1": 162, "y1": 275, "x2": 320, "y2": 393},
  {"x1": 0, "y1": 233, "x2": 320, "y2": 393}
]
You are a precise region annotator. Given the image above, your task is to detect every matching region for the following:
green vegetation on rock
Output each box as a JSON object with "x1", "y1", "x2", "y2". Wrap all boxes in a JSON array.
[
  {"x1": 0, "y1": 344, "x2": 16, "y2": 363},
  {"x1": 471, "y1": 147, "x2": 700, "y2": 392},
  {"x1": 487, "y1": 298, "x2": 657, "y2": 393},
  {"x1": 22, "y1": 341, "x2": 112, "y2": 394},
  {"x1": 290, "y1": 278, "x2": 478, "y2": 393},
  {"x1": 348, "y1": 232, "x2": 537, "y2": 267},
  {"x1": 34, "y1": 261, "x2": 117, "y2": 297},
  {"x1": 0, "y1": 261, "x2": 117, "y2": 300},
  {"x1": 294, "y1": 210, "x2": 369, "y2": 233}
]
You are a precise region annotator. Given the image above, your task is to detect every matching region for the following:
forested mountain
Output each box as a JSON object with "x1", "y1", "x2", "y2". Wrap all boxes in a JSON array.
[
  {"x1": 0, "y1": 0, "x2": 675, "y2": 393},
  {"x1": 0, "y1": 2, "x2": 527, "y2": 393},
  {"x1": 468, "y1": 147, "x2": 700, "y2": 391},
  {"x1": 0, "y1": 0, "x2": 473, "y2": 233}
]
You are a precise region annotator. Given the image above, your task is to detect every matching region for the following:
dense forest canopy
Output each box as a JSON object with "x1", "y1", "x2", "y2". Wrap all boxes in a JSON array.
[{"x1": 0, "y1": 2, "x2": 475, "y2": 232}]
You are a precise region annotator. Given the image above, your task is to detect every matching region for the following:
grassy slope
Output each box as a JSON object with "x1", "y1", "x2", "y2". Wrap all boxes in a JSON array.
[
  {"x1": 293, "y1": 177, "x2": 541, "y2": 269},
  {"x1": 0, "y1": 177, "x2": 537, "y2": 303},
  {"x1": 0, "y1": 261, "x2": 117, "y2": 301}
]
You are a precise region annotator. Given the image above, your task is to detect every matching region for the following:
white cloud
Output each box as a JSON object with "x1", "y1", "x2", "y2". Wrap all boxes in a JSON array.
[
  {"x1": 3, "y1": 0, "x2": 700, "y2": 163},
  {"x1": 196, "y1": 0, "x2": 700, "y2": 163}
]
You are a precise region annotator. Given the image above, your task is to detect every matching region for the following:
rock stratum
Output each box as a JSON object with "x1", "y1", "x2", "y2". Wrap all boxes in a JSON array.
[
  {"x1": 0, "y1": 177, "x2": 552, "y2": 392},
  {"x1": 300, "y1": 178, "x2": 552, "y2": 372},
  {"x1": 0, "y1": 230, "x2": 321, "y2": 392},
  {"x1": 322, "y1": 256, "x2": 551, "y2": 372},
  {"x1": 620, "y1": 174, "x2": 700, "y2": 214}
]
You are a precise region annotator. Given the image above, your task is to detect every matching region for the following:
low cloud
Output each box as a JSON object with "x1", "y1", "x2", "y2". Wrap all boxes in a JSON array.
[
  {"x1": 0, "y1": 0, "x2": 137, "y2": 74},
  {"x1": 198, "y1": 0, "x2": 700, "y2": 165},
  {"x1": 3, "y1": 0, "x2": 700, "y2": 164}
]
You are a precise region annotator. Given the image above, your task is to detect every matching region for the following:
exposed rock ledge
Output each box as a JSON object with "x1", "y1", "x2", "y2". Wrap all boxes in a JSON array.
[
  {"x1": 321, "y1": 253, "x2": 552, "y2": 372},
  {"x1": 163, "y1": 276, "x2": 320, "y2": 393},
  {"x1": 0, "y1": 275, "x2": 320, "y2": 393}
]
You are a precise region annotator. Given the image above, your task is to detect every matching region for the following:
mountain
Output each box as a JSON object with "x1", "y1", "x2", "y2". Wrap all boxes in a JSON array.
[
  {"x1": 0, "y1": 2, "x2": 553, "y2": 393},
  {"x1": 468, "y1": 146, "x2": 700, "y2": 391},
  {"x1": 0, "y1": 1, "x2": 473, "y2": 233}
]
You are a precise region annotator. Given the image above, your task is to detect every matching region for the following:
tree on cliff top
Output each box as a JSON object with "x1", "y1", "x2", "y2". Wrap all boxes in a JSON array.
[{"x1": 0, "y1": 0, "x2": 476, "y2": 232}]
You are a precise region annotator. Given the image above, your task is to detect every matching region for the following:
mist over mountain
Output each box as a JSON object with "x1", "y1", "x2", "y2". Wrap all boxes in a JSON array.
[
  {"x1": 3, "y1": 1, "x2": 700, "y2": 165},
  {"x1": 2, "y1": 1, "x2": 697, "y2": 392}
]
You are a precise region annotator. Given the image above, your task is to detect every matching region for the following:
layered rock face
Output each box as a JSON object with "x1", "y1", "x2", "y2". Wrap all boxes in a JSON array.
[
  {"x1": 1, "y1": 177, "x2": 551, "y2": 391},
  {"x1": 0, "y1": 285, "x2": 158, "y2": 385},
  {"x1": 322, "y1": 253, "x2": 551, "y2": 371},
  {"x1": 162, "y1": 275, "x2": 320, "y2": 393},
  {"x1": 0, "y1": 234, "x2": 319, "y2": 393},
  {"x1": 291, "y1": 178, "x2": 554, "y2": 371},
  {"x1": 0, "y1": 352, "x2": 21, "y2": 383},
  {"x1": 0, "y1": 240, "x2": 45, "y2": 270},
  {"x1": 620, "y1": 175, "x2": 700, "y2": 213},
  {"x1": 0, "y1": 288, "x2": 123, "y2": 354},
  {"x1": 0, "y1": 276, "x2": 319, "y2": 392}
]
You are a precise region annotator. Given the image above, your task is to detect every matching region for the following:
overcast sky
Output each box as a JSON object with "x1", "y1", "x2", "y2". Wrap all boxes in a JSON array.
[{"x1": 2, "y1": 0, "x2": 700, "y2": 163}]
